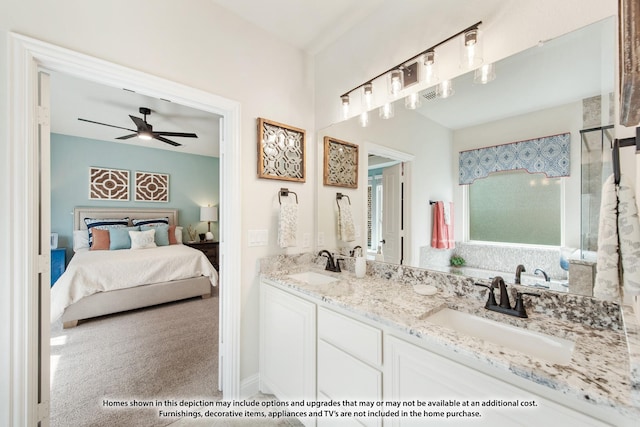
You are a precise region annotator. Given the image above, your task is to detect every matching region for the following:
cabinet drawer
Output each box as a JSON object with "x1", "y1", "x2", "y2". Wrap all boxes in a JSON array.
[{"x1": 318, "y1": 307, "x2": 382, "y2": 367}]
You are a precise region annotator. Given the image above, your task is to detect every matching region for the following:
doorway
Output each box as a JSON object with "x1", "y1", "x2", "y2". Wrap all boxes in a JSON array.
[{"x1": 8, "y1": 33, "x2": 241, "y2": 425}]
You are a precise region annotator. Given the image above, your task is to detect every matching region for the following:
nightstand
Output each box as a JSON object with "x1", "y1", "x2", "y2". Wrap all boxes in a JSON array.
[
  {"x1": 51, "y1": 248, "x2": 66, "y2": 286},
  {"x1": 185, "y1": 241, "x2": 219, "y2": 270}
]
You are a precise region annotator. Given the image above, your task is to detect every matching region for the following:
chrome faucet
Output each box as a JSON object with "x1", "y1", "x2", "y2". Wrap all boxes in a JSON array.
[
  {"x1": 534, "y1": 268, "x2": 550, "y2": 282},
  {"x1": 318, "y1": 250, "x2": 343, "y2": 272},
  {"x1": 475, "y1": 276, "x2": 540, "y2": 318},
  {"x1": 514, "y1": 264, "x2": 526, "y2": 284}
]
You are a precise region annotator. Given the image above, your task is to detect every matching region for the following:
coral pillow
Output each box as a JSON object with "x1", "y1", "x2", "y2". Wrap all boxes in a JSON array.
[
  {"x1": 90, "y1": 228, "x2": 110, "y2": 251},
  {"x1": 168, "y1": 225, "x2": 177, "y2": 245}
]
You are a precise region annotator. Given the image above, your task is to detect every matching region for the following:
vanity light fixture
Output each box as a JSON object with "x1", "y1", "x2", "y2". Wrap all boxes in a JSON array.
[
  {"x1": 436, "y1": 80, "x2": 454, "y2": 99},
  {"x1": 341, "y1": 95, "x2": 350, "y2": 120},
  {"x1": 405, "y1": 92, "x2": 422, "y2": 110},
  {"x1": 461, "y1": 28, "x2": 483, "y2": 69},
  {"x1": 338, "y1": 21, "x2": 482, "y2": 117},
  {"x1": 363, "y1": 83, "x2": 373, "y2": 110},
  {"x1": 359, "y1": 111, "x2": 370, "y2": 127},
  {"x1": 379, "y1": 102, "x2": 395, "y2": 119},
  {"x1": 474, "y1": 63, "x2": 496, "y2": 84}
]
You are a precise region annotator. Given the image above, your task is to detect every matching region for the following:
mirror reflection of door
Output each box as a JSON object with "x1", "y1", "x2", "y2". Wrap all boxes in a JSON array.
[{"x1": 368, "y1": 155, "x2": 403, "y2": 263}]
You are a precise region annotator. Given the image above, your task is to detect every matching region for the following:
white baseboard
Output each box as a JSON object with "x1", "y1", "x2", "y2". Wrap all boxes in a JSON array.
[{"x1": 240, "y1": 374, "x2": 260, "y2": 399}]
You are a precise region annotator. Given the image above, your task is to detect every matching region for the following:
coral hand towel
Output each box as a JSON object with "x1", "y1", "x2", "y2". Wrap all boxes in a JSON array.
[{"x1": 431, "y1": 201, "x2": 454, "y2": 249}]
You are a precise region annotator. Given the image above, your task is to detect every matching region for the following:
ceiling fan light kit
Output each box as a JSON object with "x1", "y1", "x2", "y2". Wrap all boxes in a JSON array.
[{"x1": 78, "y1": 106, "x2": 198, "y2": 147}]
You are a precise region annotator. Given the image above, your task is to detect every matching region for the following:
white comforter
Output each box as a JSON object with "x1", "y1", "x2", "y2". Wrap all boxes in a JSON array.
[{"x1": 51, "y1": 245, "x2": 218, "y2": 322}]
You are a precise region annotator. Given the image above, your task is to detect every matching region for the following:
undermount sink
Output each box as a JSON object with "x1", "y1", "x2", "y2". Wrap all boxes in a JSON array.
[
  {"x1": 426, "y1": 308, "x2": 575, "y2": 365},
  {"x1": 287, "y1": 271, "x2": 339, "y2": 285}
]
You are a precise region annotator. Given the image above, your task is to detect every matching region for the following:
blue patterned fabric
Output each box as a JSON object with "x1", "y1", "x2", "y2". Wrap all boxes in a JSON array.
[{"x1": 458, "y1": 133, "x2": 570, "y2": 185}]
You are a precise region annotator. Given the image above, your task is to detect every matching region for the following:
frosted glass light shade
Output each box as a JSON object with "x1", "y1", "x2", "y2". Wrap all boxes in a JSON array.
[
  {"x1": 461, "y1": 28, "x2": 483, "y2": 69},
  {"x1": 388, "y1": 69, "x2": 403, "y2": 97},
  {"x1": 436, "y1": 80, "x2": 454, "y2": 98},
  {"x1": 422, "y1": 51, "x2": 438, "y2": 85},
  {"x1": 405, "y1": 93, "x2": 422, "y2": 110},
  {"x1": 474, "y1": 63, "x2": 496, "y2": 84},
  {"x1": 359, "y1": 111, "x2": 370, "y2": 127},
  {"x1": 362, "y1": 83, "x2": 373, "y2": 110},
  {"x1": 379, "y1": 102, "x2": 394, "y2": 119}
]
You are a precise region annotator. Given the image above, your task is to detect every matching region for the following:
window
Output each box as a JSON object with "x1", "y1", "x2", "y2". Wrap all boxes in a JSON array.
[{"x1": 468, "y1": 170, "x2": 561, "y2": 245}]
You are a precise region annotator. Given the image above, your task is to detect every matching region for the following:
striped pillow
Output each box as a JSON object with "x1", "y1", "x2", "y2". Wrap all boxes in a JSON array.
[
  {"x1": 84, "y1": 217, "x2": 129, "y2": 247},
  {"x1": 132, "y1": 217, "x2": 170, "y2": 227}
]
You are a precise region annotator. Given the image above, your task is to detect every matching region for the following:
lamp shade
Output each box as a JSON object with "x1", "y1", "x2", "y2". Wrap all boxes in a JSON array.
[{"x1": 200, "y1": 206, "x2": 218, "y2": 222}]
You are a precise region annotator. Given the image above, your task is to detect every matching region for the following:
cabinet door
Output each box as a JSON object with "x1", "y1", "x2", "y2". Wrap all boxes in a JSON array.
[
  {"x1": 260, "y1": 283, "x2": 316, "y2": 426},
  {"x1": 385, "y1": 335, "x2": 609, "y2": 427},
  {"x1": 317, "y1": 340, "x2": 382, "y2": 427}
]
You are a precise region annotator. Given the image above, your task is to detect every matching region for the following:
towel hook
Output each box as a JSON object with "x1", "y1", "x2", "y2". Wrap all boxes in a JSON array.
[
  {"x1": 336, "y1": 193, "x2": 351, "y2": 208},
  {"x1": 279, "y1": 188, "x2": 298, "y2": 204}
]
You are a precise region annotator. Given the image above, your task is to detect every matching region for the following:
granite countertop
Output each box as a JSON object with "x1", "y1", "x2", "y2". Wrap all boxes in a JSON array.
[{"x1": 261, "y1": 261, "x2": 640, "y2": 420}]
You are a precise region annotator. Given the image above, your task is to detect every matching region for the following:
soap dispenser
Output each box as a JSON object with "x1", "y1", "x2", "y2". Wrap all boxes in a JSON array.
[{"x1": 375, "y1": 246, "x2": 384, "y2": 261}]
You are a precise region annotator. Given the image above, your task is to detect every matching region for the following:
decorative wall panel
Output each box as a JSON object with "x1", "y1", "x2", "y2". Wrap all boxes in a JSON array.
[
  {"x1": 459, "y1": 133, "x2": 570, "y2": 185},
  {"x1": 89, "y1": 167, "x2": 129, "y2": 201},
  {"x1": 257, "y1": 118, "x2": 306, "y2": 182},
  {"x1": 135, "y1": 171, "x2": 169, "y2": 202},
  {"x1": 323, "y1": 137, "x2": 358, "y2": 188}
]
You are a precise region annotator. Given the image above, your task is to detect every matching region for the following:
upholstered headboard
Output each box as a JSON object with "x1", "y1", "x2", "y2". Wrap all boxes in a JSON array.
[{"x1": 74, "y1": 207, "x2": 179, "y2": 231}]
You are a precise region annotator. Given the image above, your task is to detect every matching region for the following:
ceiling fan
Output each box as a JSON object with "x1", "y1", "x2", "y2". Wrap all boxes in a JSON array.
[{"x1": 78, "y1": 107, "x2": 198, "y2": 147}]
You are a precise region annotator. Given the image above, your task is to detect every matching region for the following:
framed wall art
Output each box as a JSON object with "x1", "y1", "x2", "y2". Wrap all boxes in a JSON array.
[
  {"x1": 323, "y1": 136, "x2": 358, "y2": 188},
  {"x1": 89, "y1": 167, "x2": 130, "y2": 201},
  {"x1": 135, "y1": 171, "x2": 169, "y2": 202},
  {"x1": 257, "y1": 118, "x2": 306, "y2": 182}
]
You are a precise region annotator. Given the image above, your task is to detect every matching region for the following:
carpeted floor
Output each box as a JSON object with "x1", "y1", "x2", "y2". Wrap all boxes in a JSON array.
[{"x1": 50, "y1": 296, "x2": 221, "y2": 426}]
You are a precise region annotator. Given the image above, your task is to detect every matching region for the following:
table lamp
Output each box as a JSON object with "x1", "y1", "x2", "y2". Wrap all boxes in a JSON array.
[{"x1": 200, "y1": 205, "x2": 218, "y2": 241}]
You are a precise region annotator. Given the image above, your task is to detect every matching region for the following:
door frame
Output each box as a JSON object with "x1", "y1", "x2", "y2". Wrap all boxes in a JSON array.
[
  {"x1": 364, "y1": 142, "x2": 415, "y2": 264},
  {"x1": 7, "y1": 33, "x2": 242, "y2": 424}
]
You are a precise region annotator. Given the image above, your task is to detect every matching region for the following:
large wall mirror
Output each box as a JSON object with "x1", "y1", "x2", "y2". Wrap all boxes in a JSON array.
[{"x1": 317, "y1": 16, "x2": 628, "y2": 297}]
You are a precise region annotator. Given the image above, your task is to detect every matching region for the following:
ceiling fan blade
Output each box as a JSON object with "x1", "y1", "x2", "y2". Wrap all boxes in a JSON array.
[
  {"x1": 129, "y1": 115, "x2": 149, "y2": 131},
  {"x1": 153, "y1": 131, "x2": 198, "y2": 138},
  {"x1": 78, "y1": 118, "x2": 136, "y2": 133},
  {"x1": 115, "y1": 134, "x2": 138, "y2": 140},
  {"x1": 154, "y1": 135, "x2": 182, "y2": 147}
]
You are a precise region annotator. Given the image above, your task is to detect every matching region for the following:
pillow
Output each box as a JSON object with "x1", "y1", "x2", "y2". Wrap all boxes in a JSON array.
[
  {"x1": 141, "y1": 224, "x2": 169, "y2": 246},
  {"x1": 132, "y1": 217, "x2": 170, "y2": 227},
  {"x1": 174, "y1": 226, "x2": 183, "y2": 244},
  {"x1": 129, "y1": 229, "x2": 157, "y2": 250},
  {"x1": 73, "y1": 230, "x2": 89, "y2": 252},
  {"x1": 168, "y1": 225, "x2": 177, "y2": 244},
  {"x1": 84, "y1": 217, "x2": 129, "y2": 247},
  {"x1": 90, "y1": 228, "x2": 110, "y2": 250},
  {"x1": 109, "y1": 226, "x2": 139, "y2": 250}
]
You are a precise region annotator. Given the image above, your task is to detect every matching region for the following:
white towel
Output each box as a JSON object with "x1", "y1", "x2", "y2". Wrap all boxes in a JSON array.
[
  {"x1": 594, "y1": 174, "x2": 640, "y2": 301},
  {"x1": 337, "y1": 198, "x2": 355, "y2": 242},
  {"x1": 617, "y1": 176, "x2": 640, "y2": 297},
  {"x1": 594, "y1": 175, "x2": 619, "y2": 301},
  {"x1": 278, "y1": 199, "x2": 298, "y2": 248}
]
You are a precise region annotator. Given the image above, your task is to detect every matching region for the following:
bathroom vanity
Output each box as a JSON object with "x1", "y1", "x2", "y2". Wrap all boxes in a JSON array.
[{"x1": 259, "y1": 255, "x2": 639, "y2": 427}]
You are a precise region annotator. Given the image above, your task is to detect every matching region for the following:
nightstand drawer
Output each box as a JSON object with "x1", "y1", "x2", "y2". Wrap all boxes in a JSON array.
[{"x1": 185, "y1": 241, "x2": 219, "y2": 270}]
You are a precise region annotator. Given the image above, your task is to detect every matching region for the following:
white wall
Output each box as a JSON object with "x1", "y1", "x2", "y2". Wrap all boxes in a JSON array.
[
  {"x1": 452, "y1": 101, "x2": 583, "y2": 248},
  {"x1": 0, "y1": 0, "x2": 315, "y2": 415},
  {"x1": 314, "y1": 0, "x2": 617, "y2": 129}
]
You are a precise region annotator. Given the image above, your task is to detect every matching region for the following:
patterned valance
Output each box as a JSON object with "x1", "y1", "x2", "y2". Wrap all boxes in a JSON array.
[{"x1": 459, "y1": 133, "x2": 570, "y2": 185}]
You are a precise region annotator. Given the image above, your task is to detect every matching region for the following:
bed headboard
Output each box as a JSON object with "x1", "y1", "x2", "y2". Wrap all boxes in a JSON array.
[{"x1": 74, "y1": 207, "x2": 179, "y2": 231}]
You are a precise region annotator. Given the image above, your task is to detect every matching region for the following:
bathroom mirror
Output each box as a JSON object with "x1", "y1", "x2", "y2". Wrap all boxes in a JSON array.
[{"x1": 317, "y1": 17, "x2": 619, "y2": 296}]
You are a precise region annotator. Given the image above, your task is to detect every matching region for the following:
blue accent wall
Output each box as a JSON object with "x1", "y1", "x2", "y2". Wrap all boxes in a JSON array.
[{"x1": 50, "y1": 133, "x2": 219, "y2": 261}]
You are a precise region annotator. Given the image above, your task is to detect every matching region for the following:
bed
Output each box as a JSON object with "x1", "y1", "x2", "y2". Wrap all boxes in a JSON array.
[{"x1": 51, "y1": 207, "x2": 218, "y2": 328}]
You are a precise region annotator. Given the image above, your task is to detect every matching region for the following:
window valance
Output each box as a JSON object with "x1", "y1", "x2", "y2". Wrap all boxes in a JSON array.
[{"x1": 458, "y1": 133, "x2": 570, "y2": 185}]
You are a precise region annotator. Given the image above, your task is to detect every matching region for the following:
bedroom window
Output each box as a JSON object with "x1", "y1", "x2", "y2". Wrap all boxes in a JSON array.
[{"x1": 468, "y1": 170, "x2": 562, "y2": 246}]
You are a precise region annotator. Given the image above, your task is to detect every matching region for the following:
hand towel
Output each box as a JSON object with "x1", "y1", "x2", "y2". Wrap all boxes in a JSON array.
[
  {"x1": 594, "y1": 175, "x2": 620, "y2": 301},
  {"x1": 337, "y1": 198, "x2": 356, "y2": 242},
  {"x1": 431, "y1": 201, "x2": 454, "y2": 249},
  {"x1": 617, "y1": 176, "x2": 640, "y2": 297},
  {"x1": 278, "y1": 199, "x2": 298, "y2": 248}
]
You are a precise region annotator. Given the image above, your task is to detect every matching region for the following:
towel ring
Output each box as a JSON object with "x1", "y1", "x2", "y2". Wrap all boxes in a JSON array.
[
  {"x1": 336, "y1": 193, "x2": 351, "y2": 208},
  {"x1": 279, "y1": 188, "x2": 298, "y2": 204}
]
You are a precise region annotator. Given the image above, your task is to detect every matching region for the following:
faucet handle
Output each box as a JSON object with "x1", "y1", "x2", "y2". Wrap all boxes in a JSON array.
[
  {"x1": 514, "y1": 291, "x2": 540, "y2": 318},
  {"x1": 475, "y1": 283, "x2": 497, "y2": 309}
]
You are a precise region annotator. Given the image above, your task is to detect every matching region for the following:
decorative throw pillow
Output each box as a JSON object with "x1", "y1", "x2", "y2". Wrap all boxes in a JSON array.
[
  {"x1": 168, "y1": 225, "x2": 177, "y2": 244},
  {"x1": 141, "y1": 224, "x2": 169, "y2": 246},
  {"x1": 132, "y1": 217, "x2": 170, "y2": 227},
  {"x1": 174, "y1": 226, "x2": 183, "y2": 244},
  {"x1": 90, "y1": 228, "x2": 110, "y2": 251},
  {"x1": 109, "y1": 226, "x2": 139, "y2": 250},
  {"x1": 84, "y1": 217, "x2": 129, "y2": 247},
  {"x1": 73, "y1": 230, "x2": 89, "y2": 252},
  {"x1": 129, "y1": 229, "x2": 157, "y2": 250}
]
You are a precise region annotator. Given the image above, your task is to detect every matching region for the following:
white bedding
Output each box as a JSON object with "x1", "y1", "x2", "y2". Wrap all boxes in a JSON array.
[{"x1": 51, "y1": 245, "x2": 218, "y2": 322}]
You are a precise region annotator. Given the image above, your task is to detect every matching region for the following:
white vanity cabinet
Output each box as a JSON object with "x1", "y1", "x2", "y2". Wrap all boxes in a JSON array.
[
  {"x1": 384, "y1": 335, "x2": 610, "y2": 427},
  {"x1": 259, "y1": 283, "x2": 316, "y2": 427},
  {"x1": 317, "y1": 307, "x2": 383, "y2": 427}
]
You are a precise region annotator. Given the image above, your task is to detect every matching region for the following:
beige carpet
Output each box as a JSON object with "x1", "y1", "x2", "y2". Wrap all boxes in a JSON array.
[{"x1": 50, "y1": 296, "x2": 221, "y2": 427}]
